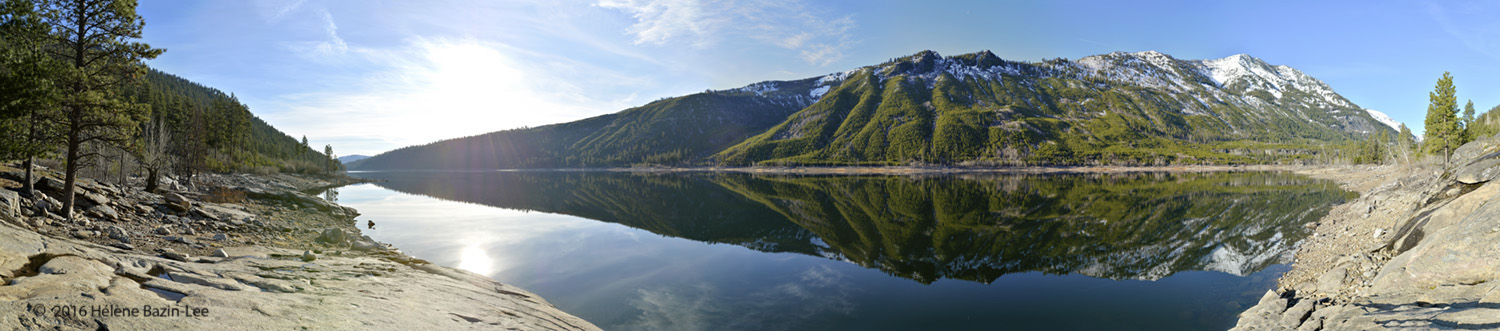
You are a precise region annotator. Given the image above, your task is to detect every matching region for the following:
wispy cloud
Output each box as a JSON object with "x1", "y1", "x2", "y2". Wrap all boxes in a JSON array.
[
  {"x1": 251, "y1": 0, "x2": 307, "y2": 22},
  {"x1": 596, "y1": 0, "x2": 856, "y2": 66},
  {"x1": 313, "y1": 10, "x2": 348, "y2": 56}
]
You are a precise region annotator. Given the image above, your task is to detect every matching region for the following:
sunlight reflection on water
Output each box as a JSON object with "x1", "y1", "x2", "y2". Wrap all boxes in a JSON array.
[{"x1": 457, "y1": 244, "x2": 495, "y2": 276}]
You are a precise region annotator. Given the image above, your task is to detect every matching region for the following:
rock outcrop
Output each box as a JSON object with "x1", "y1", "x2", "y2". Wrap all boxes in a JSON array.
[
  {"x1": 0, "y1": 171, "x2": 599, "y2": 330},
  {"x1": 1233, "y1": 136, "x2": 1500, "y2": 330}
]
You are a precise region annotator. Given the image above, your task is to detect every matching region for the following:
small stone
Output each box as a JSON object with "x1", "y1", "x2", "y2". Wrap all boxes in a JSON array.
[
  {"x1": 213, "y1": 233, "x2": 228, "y2": 241},
  {"x1": 86, "y1": 205, "x2": 119, "y2": 220},
  {"x1": 163, "y1": 236, "x2": 195, "y2": 245},
  {"x1": 163, "y1": 251, "x2": 190, "y2": 262},
  {"x1": 106, "y1": 226, "x2": 130, "y2": 243},
  {"x1": 212, "y1": 248, "x2": 229, "y2": 258},
  {"x1": 153, "y1": 225, "x2": 173, "y2": 235},
  {"x1": 301, "y1": 250, "x2": 316, "y2": 262},
  {"x1": 71, "y1": 230, "x2": 91, "y2": 239},
  {"x1": 110, "y1": 242, "x2": 133, "y2": 250},
  {"x1": 1373, "y1": 228, "x2": 1386, "y2": 238}
]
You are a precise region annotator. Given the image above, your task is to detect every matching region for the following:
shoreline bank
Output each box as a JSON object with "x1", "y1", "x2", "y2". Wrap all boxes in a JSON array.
[
  {"x1": 0, "y1": 168, "x2": 600, "y2": 330},
  {"x1": 1232, "y1": 137, "x2": 1500, "y2": 329}
]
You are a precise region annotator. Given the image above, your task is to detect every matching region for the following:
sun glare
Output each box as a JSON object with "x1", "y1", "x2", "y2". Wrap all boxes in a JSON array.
[{"x1": 456, "y1": 244, "x2": 496, "y2": 276}]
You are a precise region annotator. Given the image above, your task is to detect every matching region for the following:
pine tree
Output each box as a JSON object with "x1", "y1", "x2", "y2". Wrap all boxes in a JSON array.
[
  {"x1": 300, "y1": 135, "x2": 309, "y2": 156},
  {"x1": 1421, "y1": 72, "x2": 1460, "y2": 162},
  {"x1": 41, "y1": 0, "x2": 163, "y2": 220},
  {"x1": 1462, "y1": 100, "x2": 1476, "y2": 144},
  {"x1": 324, "y1": 144, "x2": 333, "y2": 174},
  {"x1": 0, "y1": 0, "x2": 65, "y2": 196}
]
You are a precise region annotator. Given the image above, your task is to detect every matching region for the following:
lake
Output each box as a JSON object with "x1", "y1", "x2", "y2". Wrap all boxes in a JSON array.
[{"x1": 335, "y1": 171, "x2": 1352, "y2": 330}]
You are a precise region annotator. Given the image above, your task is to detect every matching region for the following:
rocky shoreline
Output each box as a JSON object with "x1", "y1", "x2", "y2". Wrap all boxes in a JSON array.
[
  {"x1": 0, "y1": 167, "x2": 599, "y2": 330},
  {"x1": 1232, "y1": 137, "x2": 1500, "y2": 330}
]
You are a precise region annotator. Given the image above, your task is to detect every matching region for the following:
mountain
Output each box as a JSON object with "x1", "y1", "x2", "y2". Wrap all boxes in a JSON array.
[
  {"x1": 337, "y1": 155, "x2": 370, "y2": 164},
  {"x1": 351, "y1": 50, "x2": 1405, "y2": 170},
  {"x1": 1364, "y1": 109, "x2": 1401, "y2": 131}
]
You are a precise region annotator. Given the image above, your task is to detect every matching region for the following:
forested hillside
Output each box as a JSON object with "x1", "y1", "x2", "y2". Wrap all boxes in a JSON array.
[
  {"x1": 350, "y1": 82, "x2": 817, "y2": 169},
  {"x1": 351, "y1": 50, "x2": 1410, "y2": 170},
  {"x1": 125, "y1": 69, "x2": 331, "y2": 174}
]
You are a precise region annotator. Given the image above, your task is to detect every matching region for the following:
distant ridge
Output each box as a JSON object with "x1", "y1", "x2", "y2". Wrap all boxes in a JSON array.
[{"x1": 351, "y1": 50, "x2": 1407, "y2": 170}]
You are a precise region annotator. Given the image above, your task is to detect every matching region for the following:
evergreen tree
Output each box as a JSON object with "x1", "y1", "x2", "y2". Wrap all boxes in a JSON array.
[
  {"x1": 301, "y1": 135, "x2": 309, "y2": 157},
  {"x1": 324, "y1": 144, "x2": 333, "y2": 174},
  {"x1": 1463, "y1": 100, "x2": 1476, "y2": 144},
  {"x1": 0, "y1": 0, "x2": 64, "y2": 196},
  {"x1": 42, "y1": 0, "x2": 163, "y2": 220},
  {"x1": 1421, "y1": 72, "x2": 1460, "y2": 162}
]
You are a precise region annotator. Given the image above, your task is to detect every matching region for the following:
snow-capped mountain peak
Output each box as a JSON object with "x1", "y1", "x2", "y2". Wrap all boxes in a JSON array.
[{"x1": 1365, "y1": 109, "x2": 1402, "y2": 131}]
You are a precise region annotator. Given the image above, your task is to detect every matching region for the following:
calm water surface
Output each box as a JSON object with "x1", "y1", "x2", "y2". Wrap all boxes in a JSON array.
[{"x1": 336, "y1": 171, "x2": 1351, "y2": 331}]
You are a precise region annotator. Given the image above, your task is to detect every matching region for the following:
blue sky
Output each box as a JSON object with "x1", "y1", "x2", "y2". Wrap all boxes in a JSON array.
[{"x1": 138, "y1": 0, "x2": 1500, "y2": 156}]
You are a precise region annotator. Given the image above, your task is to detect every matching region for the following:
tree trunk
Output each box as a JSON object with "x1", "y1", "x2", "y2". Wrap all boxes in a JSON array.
[
  {"x1": 21, "y1": 157, "x2": 35, "y2": 197},
  {"x1": 62, "y1": 125, "x2": 79, "y2": 222},
  {"x1": 145, "y1": 167, "x2": 159, "y2": 193}
]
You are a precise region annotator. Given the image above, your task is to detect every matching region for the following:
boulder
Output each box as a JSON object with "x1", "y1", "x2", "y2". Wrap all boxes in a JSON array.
[
  {"x1": 1374, "y1": 196, "x2": 1500, "y2": 291},
  {"x1": 36, "y1": 194, "x2": 60, "y2": 213},
  {"x1": 1450, "y1": 136, "x2": 1500, "y2": 166},
  {"x1": 301, "y1": 250, "x2": 316, "y2": 262},
  {"x1": 79, "y1": 191, "x2": 109, "y2": 207},
  {"x1": 164, "y1": 192, "x2": 191, "y2": 212},
  {"x1": 316, "y1": 228, "x2": 349, "y2": 245},
  {"x1": 1454, "y1": 157, "x2": 1500, "y2": 184},
  {"x1": 153, "y1": 225, "x2": 173, "y2": 235},
  {"x1": 192, "y1": 207, "x2": 222, "y2": 222},
  {"x1": 86, "y1": 205, "x2": 119, "y2": 220},
  {"x1": 38, "y1": 176, "x2": 65, "y2": 191},
  {"x1": 213, "y1": 233, "x2": 229, "y2": 241},
  {"x1": 211, "y1": 248, "x2": 229, "y2": 258},
  {"x1": 0, "y1": 189, "x2": 18, "y2": 219},
  {"x1": 105, "y1": 226, "x2": 130, "y2": 243}
]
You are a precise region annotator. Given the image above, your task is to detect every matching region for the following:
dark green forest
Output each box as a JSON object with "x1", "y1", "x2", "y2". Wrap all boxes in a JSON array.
[{"x1": 124, "y1": 69, "x2": 334, "y2": 175}]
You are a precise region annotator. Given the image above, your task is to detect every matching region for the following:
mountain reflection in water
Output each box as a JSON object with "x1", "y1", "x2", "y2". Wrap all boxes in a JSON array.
[{"x1": 354, "y1": 171, "x2": 1351, "y2": 284}]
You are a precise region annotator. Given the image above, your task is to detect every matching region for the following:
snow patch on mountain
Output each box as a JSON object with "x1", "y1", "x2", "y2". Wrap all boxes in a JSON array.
[
  {"x1": 809, "y1": 85, "x2": 831, "y2": 99},
  {"x1": 1365, "y1": 109, "x2": 1402, "y2": 131},
  {"x1": 817, "y1": 69, "x2": 857, "y2": 85},
  {"x1": 738, "y1": 81, "x2": 780, "y2": 96}
]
